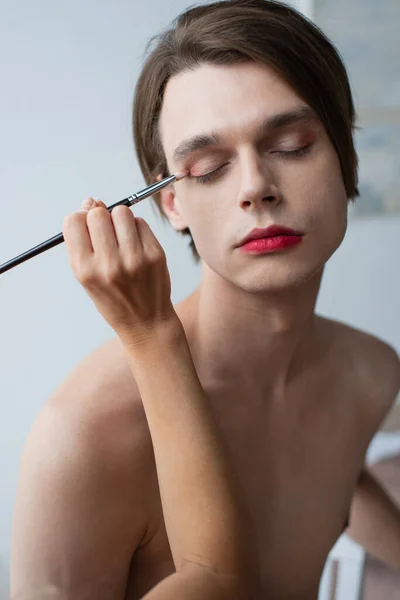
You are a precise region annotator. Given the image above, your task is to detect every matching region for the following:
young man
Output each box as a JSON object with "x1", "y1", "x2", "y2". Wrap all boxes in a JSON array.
[{"x1": 11, "y1": 1, "x2": 400, "y2": 599}]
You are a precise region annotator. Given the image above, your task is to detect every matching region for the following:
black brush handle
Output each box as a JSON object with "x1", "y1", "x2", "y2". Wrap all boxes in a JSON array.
[
  {"x1": 0, "y1": 173, "x2": 180, "y2": 276},
  {"x1": 0, "y1": 196, "x2": 132, "y2": 275}
]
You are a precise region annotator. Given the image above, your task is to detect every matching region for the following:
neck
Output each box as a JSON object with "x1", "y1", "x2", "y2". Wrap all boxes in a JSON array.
[{"x1": 182, "y1": 264, "x2": 324, "y2": 396}]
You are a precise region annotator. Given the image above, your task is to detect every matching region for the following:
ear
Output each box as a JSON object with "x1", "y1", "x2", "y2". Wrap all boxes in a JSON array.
[{"x1": 156, "y1": 174, "x2": 188, "y2": 231}]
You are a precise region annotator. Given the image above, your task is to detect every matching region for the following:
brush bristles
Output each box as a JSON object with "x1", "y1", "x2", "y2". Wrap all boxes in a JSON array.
[{"x1": 174, "y1": 171, "x2": 189, "y2": 181}]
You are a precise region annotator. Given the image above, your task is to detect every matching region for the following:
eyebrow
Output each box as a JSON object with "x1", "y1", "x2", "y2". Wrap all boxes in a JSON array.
[{"x1": 172, "y1": 105, "x2": 319, "y2": 164}]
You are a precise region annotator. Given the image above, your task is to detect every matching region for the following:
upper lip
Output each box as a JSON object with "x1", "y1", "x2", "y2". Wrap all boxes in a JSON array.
[{"x1": 236, "y1": 225, "x2": 303, "y2": 247}]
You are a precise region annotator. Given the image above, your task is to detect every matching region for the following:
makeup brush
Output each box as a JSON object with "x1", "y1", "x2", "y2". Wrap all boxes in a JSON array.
[{"x1": 0, "y1": 172, "x2": 187, "y2": 275}]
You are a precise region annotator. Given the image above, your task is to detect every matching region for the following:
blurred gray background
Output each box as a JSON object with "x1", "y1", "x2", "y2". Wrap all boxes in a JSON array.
[{"x1": 0, "y1": 1, "x2": 399, "y2": 597}]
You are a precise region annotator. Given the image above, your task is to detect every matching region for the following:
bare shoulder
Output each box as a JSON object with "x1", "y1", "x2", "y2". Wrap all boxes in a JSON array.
[
  {"x1": 40, "y1": 336, "x2": 150, "y2": 463},
  {"x1": 12, "y1": 337, "x2": 160, "y2": 598},
  {"x1": 46, "y1": 334, "x2": 155, "y2": 481},
  {"x1": 23, "y1": 336, "x2": 156, "y2": 541},
  {"x1": 319, "y1": 316, "x2": 400, "y2": 426}
]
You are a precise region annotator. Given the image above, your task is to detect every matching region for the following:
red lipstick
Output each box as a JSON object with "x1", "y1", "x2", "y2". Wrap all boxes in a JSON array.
[{"x1": 237, "y1": 225, "x2": 303, "y2": 254}]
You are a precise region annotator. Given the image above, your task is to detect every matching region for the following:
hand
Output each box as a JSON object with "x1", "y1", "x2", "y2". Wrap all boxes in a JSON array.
[{"x1": 62, "y1": 197, "x2": 179, "y2": 348}]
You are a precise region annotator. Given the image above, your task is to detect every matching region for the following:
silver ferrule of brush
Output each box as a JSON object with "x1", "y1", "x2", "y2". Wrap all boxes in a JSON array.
[
  {"x1": 0, "y1": 172, "x2": 186, "y2": 275},
  {"x1": 126, "y1": 174, "x2": 178, "y2": 207}
]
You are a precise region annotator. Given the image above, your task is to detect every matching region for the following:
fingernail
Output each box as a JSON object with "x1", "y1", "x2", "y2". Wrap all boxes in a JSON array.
[{"x1": 78, "y1": 197, "x2": 95, "y2": 212}]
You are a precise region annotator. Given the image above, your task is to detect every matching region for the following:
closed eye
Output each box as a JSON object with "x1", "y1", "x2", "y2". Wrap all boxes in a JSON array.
[
  {"x1": 272, "y1": 143, "x2": 312, "y2": 157},
  {"x1": 191, "y1": 144, "x2": 313, "y2": 184},
  {"x1": 191, "y1": 164, "x2": 228, "y2": 184}
]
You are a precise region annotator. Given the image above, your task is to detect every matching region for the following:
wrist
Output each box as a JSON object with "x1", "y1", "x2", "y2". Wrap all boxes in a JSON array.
[{"x1": 119, "y1": 314, "x2": 186, "y2": 359}]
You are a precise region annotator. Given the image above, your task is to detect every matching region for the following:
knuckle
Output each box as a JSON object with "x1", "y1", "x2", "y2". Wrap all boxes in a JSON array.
[
  {"x1": 125, "y1": 256, "x2": 149, "y2": 278},
  {"x1": 149, "y1": 246, "x2": 166, "y2": 264},
  {"x1": 76, "y1": 265, "x2": 96, "y2": 285},
  {"x1": 102, "y1": 261, "x2": 122, "y2": 284},
  {"x1": 123, "y1": 257, "x2": 140, "y2": 274}
]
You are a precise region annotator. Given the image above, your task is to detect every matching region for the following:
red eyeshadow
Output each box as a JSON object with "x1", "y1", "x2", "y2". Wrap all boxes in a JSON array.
[{"x1": 189, "y1": 165, "x2": 207, "y2": 177}]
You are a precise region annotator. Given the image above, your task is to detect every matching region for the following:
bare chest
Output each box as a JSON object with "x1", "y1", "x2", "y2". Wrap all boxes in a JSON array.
[{"x1": 126, "y1": 378, "x2": 372, "y2": 599}]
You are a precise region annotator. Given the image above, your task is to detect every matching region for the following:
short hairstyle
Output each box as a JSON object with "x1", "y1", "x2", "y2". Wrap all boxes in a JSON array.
[{"x1": 132, "y1": 0, "x2": 360, "y2": 262}]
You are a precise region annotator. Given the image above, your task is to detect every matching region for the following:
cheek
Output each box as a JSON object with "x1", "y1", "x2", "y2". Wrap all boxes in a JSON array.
[
  {"x1": 290, "y1": 149, "x2": 348, "y2": 254},
  {"x1": 183, "y1": 195, "x2": 230, "y2": 258},
  {"x1": 307, "y1": 180, "x2": 348, "y2": 254},
  {"x1": 302, "y1": 146, "x2": 348, "y2": 217},
  {"x1": 191, "y1": 207, "x2": 227, "y2": 243},
  {"x1": 184, "y1": 188, "x2": 229, "y2": 229}
]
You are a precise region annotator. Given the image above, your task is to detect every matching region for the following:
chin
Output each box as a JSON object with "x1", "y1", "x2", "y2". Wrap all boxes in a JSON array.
[
  {"x1": 231, "y1": 259, "x2": 326, "y2": 294},
  {"x1": 201, "y1": 240, "x2": 333, "y2": 293}
]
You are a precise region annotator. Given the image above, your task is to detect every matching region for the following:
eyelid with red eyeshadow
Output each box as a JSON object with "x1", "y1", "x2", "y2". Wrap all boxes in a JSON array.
[
  {"x1": 188, "y1": 163, "x2": 229, "y2": 184},
  {"x1": 189, "y1": 142, "x2": 313, "y2": 184}
]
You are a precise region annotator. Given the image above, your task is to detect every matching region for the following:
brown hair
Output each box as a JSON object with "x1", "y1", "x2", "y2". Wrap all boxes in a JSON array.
[{"x1": 132, "y1": 0, "x2": 360, "y2": 263}]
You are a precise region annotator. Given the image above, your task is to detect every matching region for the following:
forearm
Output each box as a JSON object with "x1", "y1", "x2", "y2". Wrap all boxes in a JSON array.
[
  {"x1": 11, "y1": 568, "x2": 240, "y2": 600},
  {"x1": 347, "y1": 467, "x2": 400, "y2": 570},
  {"x1": 142, "y1": 564, "x2": 246, "y2": 600},
  {"x1": 121, "y1": 320, "x2": 256, "y2": 590}
]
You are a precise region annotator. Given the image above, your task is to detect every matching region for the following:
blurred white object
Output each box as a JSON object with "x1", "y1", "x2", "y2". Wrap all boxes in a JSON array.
[
  {"x1": 319, "y1": 534, "x2": 366, "y2": 600},
  {"x1": 379, "y1": 393, "x2": 400, "y2": 433},
  {"x1": 366, "y1": 392, "x2": 400, "y2": 465}
]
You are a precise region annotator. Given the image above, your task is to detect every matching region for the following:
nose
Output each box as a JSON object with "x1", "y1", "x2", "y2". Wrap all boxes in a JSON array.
[{"x1": 236, "y1": 151, "x2": 281, "y2": 211}]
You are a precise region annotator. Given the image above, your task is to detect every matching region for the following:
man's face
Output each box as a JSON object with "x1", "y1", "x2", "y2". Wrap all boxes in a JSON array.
[{"x1": 158, "y1": 61, "x2": 348, "y2": 292}]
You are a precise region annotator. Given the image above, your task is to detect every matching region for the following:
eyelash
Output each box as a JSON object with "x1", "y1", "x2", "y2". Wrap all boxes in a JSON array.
[{"x1": 193, "y1": 143, "x2": 313, "y2": 184}]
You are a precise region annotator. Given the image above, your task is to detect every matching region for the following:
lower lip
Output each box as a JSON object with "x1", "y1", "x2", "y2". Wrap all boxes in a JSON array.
[{"x1": 239, "y1": 235, "x2": 303, "y2": 253}]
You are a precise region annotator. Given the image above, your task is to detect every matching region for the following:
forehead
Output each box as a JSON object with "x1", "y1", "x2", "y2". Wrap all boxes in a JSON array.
[{"x1": 159, "y1": 61, "x2": 307, "y2": 157}]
